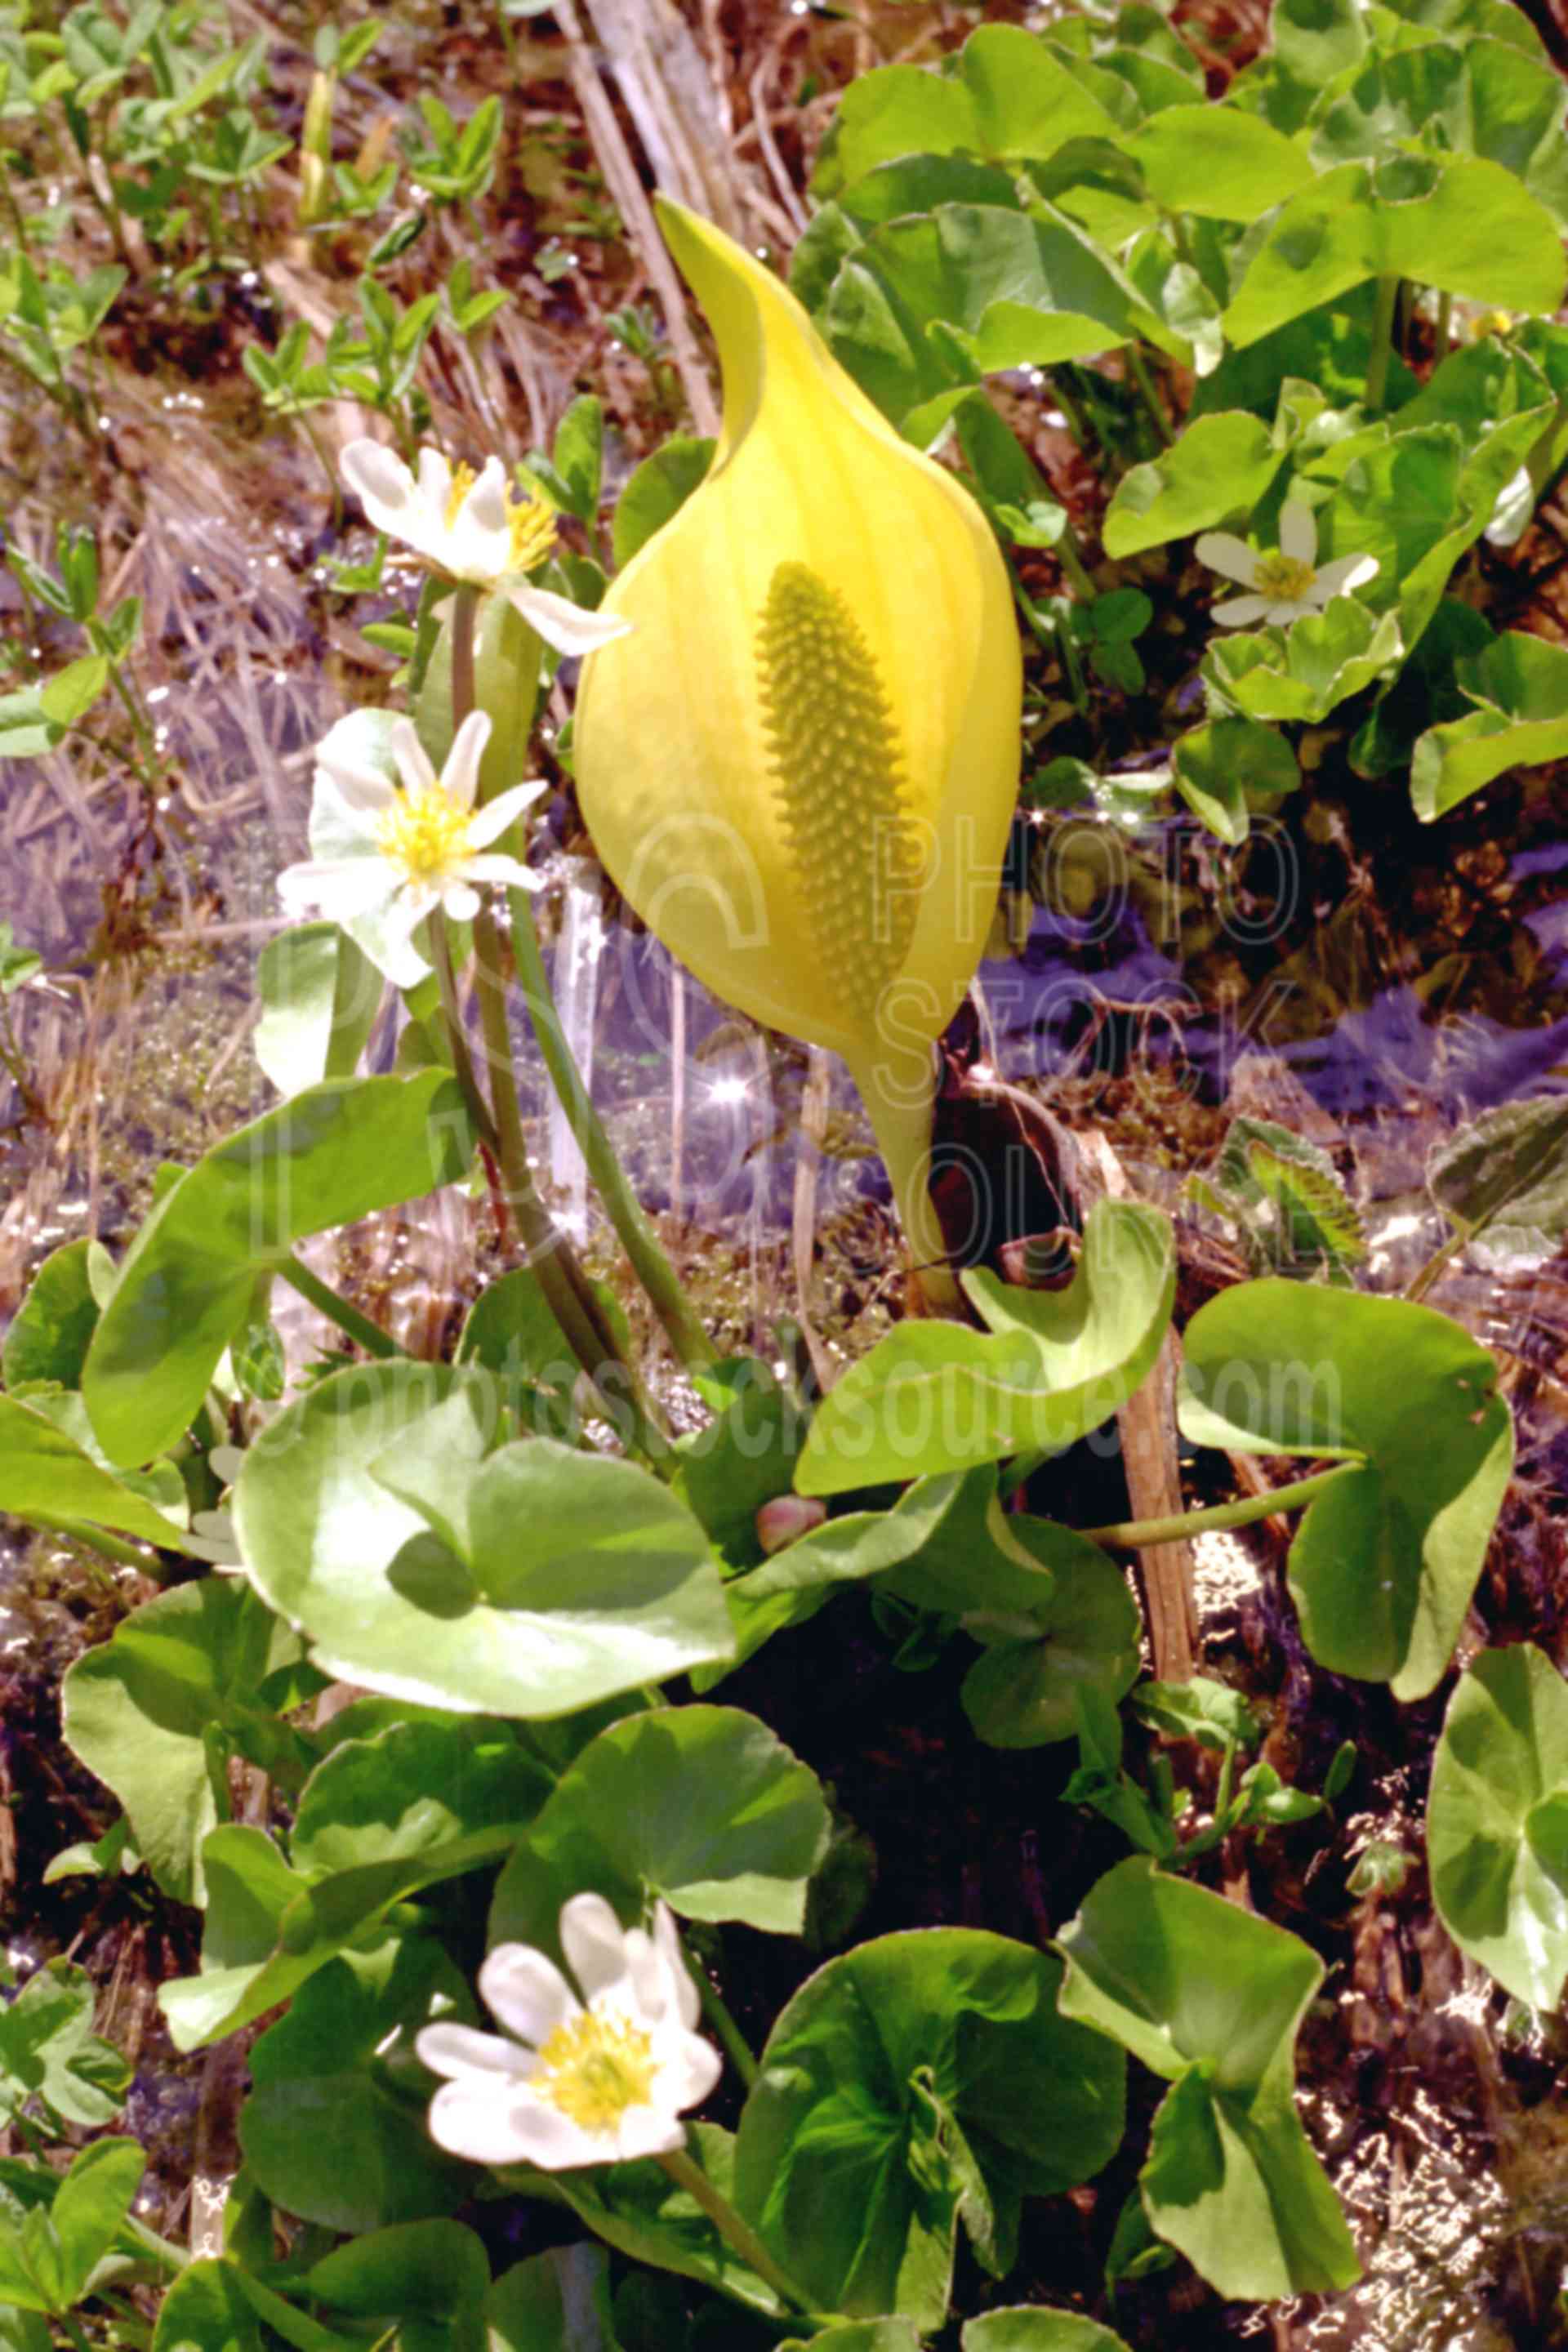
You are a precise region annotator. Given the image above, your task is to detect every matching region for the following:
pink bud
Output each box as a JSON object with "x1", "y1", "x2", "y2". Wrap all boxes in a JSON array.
[{"x1": 756, "y1": 1495, "x2": 826, "y2": 1556}]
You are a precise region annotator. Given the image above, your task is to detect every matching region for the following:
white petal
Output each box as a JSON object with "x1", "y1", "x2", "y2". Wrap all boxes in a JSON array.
[
  {"x1": 426, "y1": 2078, "x2": 550, "y2": 2167},
  {"x1": 1278, "y1": 500, "x2": 1316, "y2": 566},
  {"x1": 441, "y1": 710, "x2": 492, "y2": 813},
  {"x1": 317, "y1": 751, "x2": 395, "y2": 817},
  {"x1": 501, "y1": 581, "x2": 635, "y2": 657},
  {"x1": 277, "y1": 858, "x2": 390, "y2": 919},
  {"x1": 466, "y1": 779, "x2": 547, "y2": 848},
  {"x1": 653, "y1": 2025, "x2": 723, "y2": 2109},
  {"x1": 441, "y1": 883, "x2": 481, "y2": 922},
  {"x1": 1312, "y1": 553, "x2": 1379, "y2": 598},
  {"x1": 1194, "y1": 532, "x2": 1259, "y2": 586},
  {"x1": 390, "y1": 716, "x2": 439, "y2": 800},
  {"x1": 460, "y1": 853, "x2": 539, "y2": 889},
  {"x1": 479, "y1": 1944, "x2": 577, "y2": 2048},
  {"x1": 416, "y1": 446, "x2": 456, "y2": 514},
  {"x1": 605, "y1": 2105, "x2": 689, "y2": 2163},
  {"x1": 1261, "y1": 598, "x2": 1316, "y2": 624},
  {"x1": 653, "y1": 1900, "x2": 702, "y2": 2030},
  {"x1": 384, "y1": 884, "x2": 439, "y2": 946},
  {"x1": 1209, "y1": 593, "x2": 1272, "y2": 627},
  {"x1": 462, "y1": 456, "x2": 510, "y2": 535},
  {"x1": 342, "y1": 440, "x2": 416, "y2": 536},
  {"x1": 472, "y1": 2092, "x2": 615, "y2": 2172},
  {"x1": 561, "y1": 1893, "x2": 636, "y2": 2007},
  {"x1": 415, "y1": 2023, "x2": 530, "y2": 2082}
]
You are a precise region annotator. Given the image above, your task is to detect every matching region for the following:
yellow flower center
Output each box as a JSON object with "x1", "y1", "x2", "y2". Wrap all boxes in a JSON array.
[
  {"x1": 1465, "y1": 308, "x2": 1514, "y2": 342},
  {"x1": 534, "y1": 2010, "x2": 658, "y2": 2135},
  {"x1": 1251, "y1": 553, "x2": 1316, "y2": 604},
  {"x1": 757, "y1": 562, "x2": 921, "y2": 1025},
  {"x1": 444, "y1": 460, "x2": 558, "y2": 575},
  {"x1": 376, "y1": 786, "x2": 474, "y2": 884}
]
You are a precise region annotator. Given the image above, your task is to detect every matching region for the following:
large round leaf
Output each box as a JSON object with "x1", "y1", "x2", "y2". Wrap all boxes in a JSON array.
[
  {"x1": 798, "y1": 1202, "x2": 1174, "y2": 1493},
  {"x1": 233, "y1": 1363, "x2": 733, "y2": 1714},
  {"x1": 734, "y1": 1931, "x2": 1125, "y2": 2324},
  {"x1": 1179, "y1": 1281, "x2": 1512, "y2": 1699},
  {"x1": 241, "y1": 1939, "x2": 470, "y2": 2232},
  {"x1": 1428, "y1": 1642, "x2": 1568, "y2": 2007},
  {"x1": 1057, "y1": 1858, "x2": 1359, "y2": 2301},
  {"x1": 489, "y1": 1704, "x2": 828, "y2": 1947}
]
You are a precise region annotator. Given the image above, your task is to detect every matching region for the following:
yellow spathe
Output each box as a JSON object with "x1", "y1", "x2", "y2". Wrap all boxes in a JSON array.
[{"x1": 574, "y1": 198, "x2": 1022, "y2": 1304}]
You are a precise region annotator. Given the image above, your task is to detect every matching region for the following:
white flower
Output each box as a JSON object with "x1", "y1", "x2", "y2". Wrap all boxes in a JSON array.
[
  {"x1": 1196, "y1": 501, "x2": 1379, "y2": 630},
  {"x1": 278, "y1": 708, "x2": 546, "y2": 949},
  {"x1": 415, "y1": 1894, "x2": 721, "y2": 2170},
  {"x1": 341, "y1": 440, "x2": 630, "y2": 657}
]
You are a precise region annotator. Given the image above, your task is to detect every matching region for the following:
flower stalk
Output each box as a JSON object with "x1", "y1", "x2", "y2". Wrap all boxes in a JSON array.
[
  {"x1": 655, "y1": 2146, "x2": 816, "y2": 2314},
  {"x1": 442, "y1": 587, "x2": 673, "y2": 1463},
  {"x1": 1079, "y1": 1462, "x2": 1358, "y2": 1550}
]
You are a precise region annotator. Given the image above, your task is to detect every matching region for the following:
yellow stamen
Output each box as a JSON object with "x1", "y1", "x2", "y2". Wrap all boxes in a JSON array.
[
  {"x1": 506, "y1": 492, "x2": 557, "y2": 576},
  {"x1": 376, "y1": 786, "x2": 474, "y2": 884},
  {"x1": 445, "y1": 461, "x2": 479, "y2": 530},
  {"x1": 1251, "y1": 553, "x2": 1316, "y2": 604},
  {"x1": 1465, "y1": 308, "x2": 1514, "y2": 342},
  {"x1": 534, "y1": 2010, "x2": 657, "y2": 2135}
]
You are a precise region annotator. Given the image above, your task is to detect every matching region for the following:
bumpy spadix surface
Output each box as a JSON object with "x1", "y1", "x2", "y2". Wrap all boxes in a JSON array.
[{"x1": 573, "y1": 200, "x2": 1020, "y2": 1075}]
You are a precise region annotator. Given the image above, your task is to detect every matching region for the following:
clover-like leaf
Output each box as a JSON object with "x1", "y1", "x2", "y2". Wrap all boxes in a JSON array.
[
  {"x1": 1057, "y1": 1858, "x2": 1359, "y2": 2299},
  {"x1": 1428, "y1": 1643, "x2": 1568, "y2": 2008},
  {"x1": 797, "y1": 1202, "x2": 1174, "y2": 1493},
  {"x1": 1178, "y1": 1281, "x2": 1512, "y2": 1699},
  {"x1": 734, "y1": 1932, "x2": 1125, "y2": 2323}
]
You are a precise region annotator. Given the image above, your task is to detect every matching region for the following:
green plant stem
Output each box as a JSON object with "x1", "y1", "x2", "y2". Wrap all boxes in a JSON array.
[
  {"x1": 1048, "y1": 368, "x2": 1092, "y2": 454},
  {"x1": 446, "y1": 589, "x2": 672, "y2": 1460},
  {"x1": 1365, "y1": 274, "x2": 1399, "y2": 412},
  {"x1": 59, "y1": 2317, "x2": 92, "y2": 2352},
  {"x1": 1080, "y1": 1463, "x2": 1357, "y2": 1551},
  {"x1": 506, "y1": 884, "x2": 717, "y2": 1376},
  {"x1": 428, "y1": 906, "x2": 497, "y2": 1146},
  {"x1": 278, "y1": 1252, "x2": 401, "y2": 1357},
  {"x1": 296, "y1": 403, "x2": 343, "y2": 532},
  {"x1": 471, "y1": 899, "x2": 672, "y2": 1464},
  {"x1": 1127, "y1": 345, "x2": 1174, "y2": 447},
  {"x1": 55, "y1": 1520, "x2": 159, "y2": 1572},
  {"x1": 656, "y1": 2145, "x2": 814, "y2": 2313},
  {"x1": 1053, "y1": 520, "x2": 1096, "y2": 601},
  {"x1": 108, "y1": 662, "x2": 160, "y2": 781},
  {"x1": 1434, "y1": 288, "x2": 1454, "y2": 359},
  {"x1": 685, "y1": 1940, "x2": 760, "y2": 2090},
  {"x1": 1405, "y1": 1221, "x2": 1468, "y2": 1303}
]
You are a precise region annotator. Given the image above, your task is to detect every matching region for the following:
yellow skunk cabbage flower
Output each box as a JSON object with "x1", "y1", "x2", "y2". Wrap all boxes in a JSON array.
[{"x1": 574, "y1": 199, "x2": 1021, "y2": 1307}]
